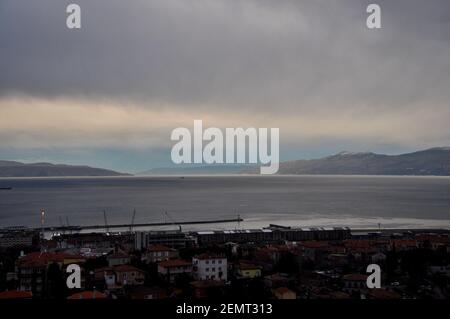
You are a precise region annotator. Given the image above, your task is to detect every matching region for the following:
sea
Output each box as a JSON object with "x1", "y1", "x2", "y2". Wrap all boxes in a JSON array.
[{"x1": 0, "y1": 175, "x2": 450, "y2": 231}]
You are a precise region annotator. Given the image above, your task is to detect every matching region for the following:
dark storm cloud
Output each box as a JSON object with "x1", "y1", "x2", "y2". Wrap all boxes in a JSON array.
[
  {"x1": 1, "y1": 0, "x2": 449, "y2": 112},
  {"x1": 1, "y1": 0, "x2": 450, "y2": 170}
]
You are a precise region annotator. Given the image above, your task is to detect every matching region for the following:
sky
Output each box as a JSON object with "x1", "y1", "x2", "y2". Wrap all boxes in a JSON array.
[{"x1": 0, "y1": 0, "x2": 449, "y2": 173}]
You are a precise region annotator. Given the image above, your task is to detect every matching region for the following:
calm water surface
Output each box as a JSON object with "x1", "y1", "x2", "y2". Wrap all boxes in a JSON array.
[{"x1": 0, "y1": 175, "x2": 449, "y2": 230}]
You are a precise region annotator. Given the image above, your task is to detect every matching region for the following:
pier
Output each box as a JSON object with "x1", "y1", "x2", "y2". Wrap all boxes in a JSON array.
[{"x1": 33, "y1": 217, "x2": 244, "y2": 233}]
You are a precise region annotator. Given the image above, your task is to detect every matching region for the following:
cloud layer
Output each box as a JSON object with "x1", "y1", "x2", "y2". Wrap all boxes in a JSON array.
[{"x1": 0, "y1": 0, "x2": 449, "y2": 170}]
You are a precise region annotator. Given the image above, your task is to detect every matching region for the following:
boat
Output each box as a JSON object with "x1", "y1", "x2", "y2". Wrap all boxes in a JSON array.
[{"x1": 0, "y1": 187, "x2": 12, "y2": 190}]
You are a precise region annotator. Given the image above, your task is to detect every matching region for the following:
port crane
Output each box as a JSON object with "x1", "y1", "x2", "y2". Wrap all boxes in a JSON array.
[{"x1": 129, "y1": 209, "x2": 136, "y2": 232}]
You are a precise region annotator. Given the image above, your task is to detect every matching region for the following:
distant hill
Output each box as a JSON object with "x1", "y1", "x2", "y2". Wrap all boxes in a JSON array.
[
  {"x1": 148, "y1": 147, "x2": 450, "y2": 176},
  {"x1": 266, "y1": 147, "x2": 450, "y2": 175},
  {"x1": 0, "y1": 161, "x2": 130, "y2": 177}
]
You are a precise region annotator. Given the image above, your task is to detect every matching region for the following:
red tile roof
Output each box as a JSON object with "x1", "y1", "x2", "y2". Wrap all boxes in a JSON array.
[
  {"x1": 94, "y1": 267, "x2": 115, "y2": 277},
  {"x1": 273, "y1": 287, "x2": 294, "y2": 295},
  {"x1": 147, "y1": 244, "x2": 173, "y2": 252},
  {"x1": 158, "y1": 259, "x2": 192, "y2": 268},
  {"x1": 0, "y1": 290, "x2": 33, "y2": 299},
  {"x1": 67, "y1": 290, "x2": 107, "y2": 299},
  {"x1": 416, "y1": 235, "x2": 450, "y2": 244},
  {"x1": 368, "y1": 289, "x2": 401, "y2": 299},
  {"x1": 342, "y1": 273, "x2": 368, "y2": 281},
  {"x1": 300, "y1": 241, "x2": 329, "y2": 249},
  {"x1": 194, "y1": 253, "x2": 225, "y2": 260},
  {"x1": 343, "y1": 240, "x2": 373, "y2": 249},
  {"x1": 265, "y1": 245, "x2": 290, "y2": 252},
  {"x1": 390, "y1": 239, "x2": 417, "y2": 248},
  {"x1": 113, "y1": 265, "x2": 144, "y2": 273},
  {"x1": 17, "y1": 252, "x2": 85, "y2": 267},
  {"x1": 107, "y1": 252, "x2": 129, "y2": 259}
]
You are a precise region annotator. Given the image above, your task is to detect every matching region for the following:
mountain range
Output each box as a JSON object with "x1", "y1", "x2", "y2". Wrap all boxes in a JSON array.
[
  {"x1": 0, "y1": 161, "x2": 129, "y2": 177},
  {"x1": 258, "y1": 147, "x2": 450, "y2": 176},
  {"x1": 2, "y1": 147, "x2": 450, "y2": 177},
  {"x1": 141, "y1": 147, "x2": 450, "y2": 176}
]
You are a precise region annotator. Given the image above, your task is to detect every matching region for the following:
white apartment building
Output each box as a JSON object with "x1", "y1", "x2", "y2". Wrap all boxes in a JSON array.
[{"x1": 192, "y1": 254, "x2": 227, "y2": 281}]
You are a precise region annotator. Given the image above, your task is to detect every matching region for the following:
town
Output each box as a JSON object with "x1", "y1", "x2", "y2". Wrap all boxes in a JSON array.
[{"x1": 0, "y1": 224, "x2": 449, "y2": 300}]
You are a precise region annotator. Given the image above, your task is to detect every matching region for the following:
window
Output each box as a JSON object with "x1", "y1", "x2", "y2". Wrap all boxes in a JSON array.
[
  {"x1": 206, "y1": 268, "x2": 209, "y2": 272},
  {"x1": 212, "y1": 260, "x2": 215, "y2": 264}
]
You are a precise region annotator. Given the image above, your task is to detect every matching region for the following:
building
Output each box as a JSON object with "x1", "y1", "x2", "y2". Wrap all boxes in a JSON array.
[
  {"x1": 94, "y1": 267, "x2": 117, "y2": 290},
  {"x1": 190, "y1": 280, "x2": 226, "y2": 298},
  {"x1": 264, "y1": 273, "x2": 291, "y2": 289},
  {"x1": 192, "y1": 254, "x2": 227, "y2": 281},
  {"x1": 126, "y1": 286, "x2": 167, "y2": 299},
  {"x1": 0, "y1": 230, "x2": 39, "y2": 248},
  {"x1": 273, "y1": 287, "x2": 296, "y2": 299},
  {"x1": 113, "y1": 265, "x2": 145, "y2": 286},
  {"x1": 428, "y1": 265, "x2": 450, "y2": 276},
  {"x1": 235, "y1": 263, "x2": 262, "y2": 279},
  {"x1": 16, "y1": 252, "x2": 85, "y2": 297},
  {"x1": 342, "y1": 274, "x2": 368, "y2": 293},
  {"x1": 142, "y1": 244, "x2": 178, "y2": 263},
  {"x1": 299, "y1": 241, "x2": 329, "y2": 262},
  {"x1": 157, "y1": 259, "x2": 192, "y2": 283},
  {"x1": 135, "y1": 230, "x2": 195, "y2": 250},
  {"x1": 67, "y1": 290, "x2": 107, "y2": 299},
  {"x1": 0, "y1": 290, "x2": 33, "y2": 299},
  {"x1": 93, "y1": 264, "x2": 145, "y2": 290},
  {"x1": 106, "y1": 251, "x2": 131, "y2": 267},
  {"x1": 366, "y1": 289, "x2": 401, "y2": 300},
  {"x1": 193, "y1": 227, "x2": 350, "y2": 245},
  {"x1": 54, "y1": 233, "x2": 133, "y2": 250},
  {"x1": 389, "y1": 239, "x2": 418, "y2": 251},
  {"x1": 371, "y1": 252, "x2": 387, "y2": 263}
]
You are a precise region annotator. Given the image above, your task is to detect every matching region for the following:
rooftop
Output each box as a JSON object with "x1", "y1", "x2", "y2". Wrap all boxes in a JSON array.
[
  {"x1": 158, "y1": 259, "x2": 192, "y2": 268},
  {"x1": 17, "y1": 252, "x2": 85, "y2": 267},
  {"x1": 147, "y1": 244, "x2": 174, "y2": 252},
  {"x1": 342, "y1": 273, "x2": 368, "y2": 281},
  {"x1": 273, "y1": 287, "x2": 295, "y2": 295},
  {"x1": 113, "y1": 264, "x2": 144, "y2": 273},
  {"x1": 67, "y1": 290, "x2": 107, "y2": 299},
  {"x1": 194, "y1": 253, "x2": 226, "y2": 260},
  {"x1": 237, "y1": 262, "x2": 261, "y2": 270},
  {"x1": 0, "y1": 290, "x2": 33, "y2": 299}
]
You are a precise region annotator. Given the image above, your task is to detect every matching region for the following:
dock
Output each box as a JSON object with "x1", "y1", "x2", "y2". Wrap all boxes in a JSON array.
[{"x1": 35, "y1": 217, "x2": 244, "y2": 232}]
